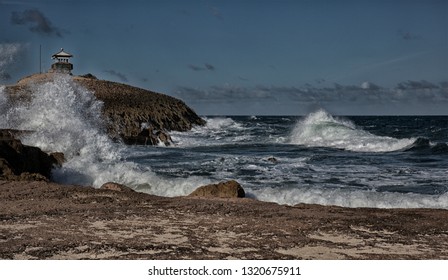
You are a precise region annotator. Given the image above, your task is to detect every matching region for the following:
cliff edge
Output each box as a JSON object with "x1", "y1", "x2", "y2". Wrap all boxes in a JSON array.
[
  {"x1": 75, "y1": 76, "x2": 205, "y2": 145},
  {"x1": 5, "y1": 73, "x2": 205, "y2": 145}
]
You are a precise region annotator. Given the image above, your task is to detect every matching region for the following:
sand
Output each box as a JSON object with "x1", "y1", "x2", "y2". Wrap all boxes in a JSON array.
[{"x1": 1, "y1": 180, "x2": 448, "y2": 260}]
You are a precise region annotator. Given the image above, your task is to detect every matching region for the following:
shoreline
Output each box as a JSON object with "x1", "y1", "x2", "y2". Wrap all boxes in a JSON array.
[
  {"x1": 1, "y1": 180, "x2": 448, "y2": 260},
  {"x1": 2, "y1": 75, "x2": 448, "y2": 259}
]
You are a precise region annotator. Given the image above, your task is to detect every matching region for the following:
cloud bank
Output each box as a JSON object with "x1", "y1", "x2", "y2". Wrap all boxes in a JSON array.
[
  {"x1": 188, "y1": 63, "x2": 216, "y2": 72},
  {"x1": 104, "y1": 70, "x2": 128, "y2": 82},
  {"x1": 10, "y1": 9, "x2": 67, "y2": 37},
  {"x1": 174, "y1": 81, "x2": 448, "y2": 115}
]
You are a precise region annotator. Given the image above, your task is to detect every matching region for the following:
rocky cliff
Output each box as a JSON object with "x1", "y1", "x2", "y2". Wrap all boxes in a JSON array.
[
  {"x1": 5, "y1": 73, "x2": 205, "y2": 145},
  {"x1": 75, "y1": 76, "x2": 205, "y2": 145}
]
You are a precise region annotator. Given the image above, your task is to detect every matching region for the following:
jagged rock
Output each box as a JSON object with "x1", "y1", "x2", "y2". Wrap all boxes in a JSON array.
[
  {"x1": 100, "y1": 182, "x2": 135, "y2": 193},
  {"x1": 74, "y1": 77, "x2": 205, "y2": 145},
  {"x1": 0, "y1": 129, "x2": 61, "y2": 181},
  {"x1": 155, "y1": 130, "x2": 172, "y2": 146},
  {"x1": 6, "y1": 73, "x2": 206, "y2": 146},
  {"x1": 189, "y1": 180, "x2": 245, "y2": 198},
  {"x1": 50, "y1": 152, "x2": 65, "y2": 167},
  {"x1": 123, "y1": 128, "x2": 172, "y2": 146}
]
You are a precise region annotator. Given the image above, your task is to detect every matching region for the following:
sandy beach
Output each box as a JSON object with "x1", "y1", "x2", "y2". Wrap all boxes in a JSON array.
[{"x1": 1, "y1": 180, "x2": 448, "y2": 260}]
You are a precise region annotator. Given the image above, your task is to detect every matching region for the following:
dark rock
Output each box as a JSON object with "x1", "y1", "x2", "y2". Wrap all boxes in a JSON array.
[
  {"x1": 122, "y1": 128, "x2": 173, "y2": 146},
  {"x1": 267, "y1": 157, "x2": 278, "y2": 163},
  {"x1": 189, "y1": 180, "x2": 245, "y2": 198},
  {"x1": 0, "y1": 130, "x2": 61, "y2": 181},
  {"x1": 155, "y1": 130, "x2": 172, "y2": 146},
  {"x1": 50, "y1": 152, "x2": 65, "y2": 167},
  {"x1": 100, "y1": 182, "x2": 135, "y2": 193}
]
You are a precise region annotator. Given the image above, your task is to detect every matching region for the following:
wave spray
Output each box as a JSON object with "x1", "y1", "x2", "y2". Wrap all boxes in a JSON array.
[
  {"x1": 0, "y1": 75, "x2": 207, "y2": 195},
  {"x1": 289, "y1": 109, "x2": 416, "y2": 152}
]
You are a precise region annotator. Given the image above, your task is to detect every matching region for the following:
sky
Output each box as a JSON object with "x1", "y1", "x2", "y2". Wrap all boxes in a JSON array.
[{"x1": 1, "y1": 0, "x2": 447, "y2": 115}]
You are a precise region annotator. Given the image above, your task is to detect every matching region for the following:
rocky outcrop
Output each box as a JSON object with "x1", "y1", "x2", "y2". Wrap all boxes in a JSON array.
[
  {"x1": 5, "y1": 73, "x2": 206, "y2": 145},
  {"x1": 0, "y1": 130, "x2": 63, "y2": 181},
  {"x1": 189, "y1": 180, "x2": 245, "y2": 198},
  {"x1": 75, "y1": 76, "x2": 205, "y2": 145}
]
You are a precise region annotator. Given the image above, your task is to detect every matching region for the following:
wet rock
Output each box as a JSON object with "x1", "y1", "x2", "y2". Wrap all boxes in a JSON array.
[
  {"x1": 100, "y1": 182, "x2": 135, "y2": 193},
  {"x1": 50, "y1": 152, "x2": 65, "y2": 167},
  {"x1": 189, "y1": 180, "x2": 245, "y2": 198},
  {"x1": 123, "y1": 128, "x2": 172, "y2": 146},
  {"x1": 156, "y1": 130, "x2": 172, "y2": 146},
  {"x1": 0, "y1": 130, "x2": 61, "y2": 181},
  {"x1": 267, "y1": 157, "x2": 278, "y2": 163}
]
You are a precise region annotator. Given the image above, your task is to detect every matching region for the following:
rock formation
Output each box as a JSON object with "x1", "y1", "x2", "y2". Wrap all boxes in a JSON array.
[
  {"x1": 75, "y1": 76, "x2": 205, "y2": 145},
  {"x1": 4, "y1": 73, "x2": 205, "y2": 145},
  {"x1": 0, "y1": 130, "x2": 63, "y2": 181},
  {"x1": 189, "y1": 180, "x2": 246, "y2": 198}
]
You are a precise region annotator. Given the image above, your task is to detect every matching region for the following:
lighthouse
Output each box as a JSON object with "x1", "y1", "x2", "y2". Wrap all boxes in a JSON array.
[{"x1": 49, "y1": 48, "x2": 73, "y2": 74}]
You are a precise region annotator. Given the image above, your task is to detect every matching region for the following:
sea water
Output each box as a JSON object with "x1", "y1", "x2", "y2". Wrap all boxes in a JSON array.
[{"x1": 1, "y1": 76, "x2": 448, "y2": 209}]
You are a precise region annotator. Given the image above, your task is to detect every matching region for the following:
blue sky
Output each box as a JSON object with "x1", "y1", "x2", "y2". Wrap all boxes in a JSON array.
[{"x1": 1, "y1": 0, "x2": 447, "y2": 115}]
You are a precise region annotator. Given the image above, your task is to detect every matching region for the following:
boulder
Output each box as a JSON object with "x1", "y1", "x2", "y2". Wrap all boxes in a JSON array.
[
  {"x1": 189, "y1": 180, "x2": 245, "y2": 198},
  {"x1": 100, "y1": 182, "x2": 135, "y2": 193},
  {"x1": 0, "y1": 129, "x2": 61, "y2": 181}
]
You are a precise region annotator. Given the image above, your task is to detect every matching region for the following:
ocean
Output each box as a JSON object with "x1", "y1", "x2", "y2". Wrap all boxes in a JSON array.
[{"x1": 1, "y1": 76, "x2": 448, "y2": 209}]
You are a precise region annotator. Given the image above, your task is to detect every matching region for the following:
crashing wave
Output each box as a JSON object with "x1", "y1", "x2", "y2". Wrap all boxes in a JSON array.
[
  {"x1": 289, "y1": 109, "x2": 416, "y2": 152},
  {"x1": 0, "y1": 75, "x2": 208, "y2": 195}
]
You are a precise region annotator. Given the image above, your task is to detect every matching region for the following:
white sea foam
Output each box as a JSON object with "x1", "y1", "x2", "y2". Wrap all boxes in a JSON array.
[
  {"x1": 201, "y1": 117, "x2": 244, "y2": 131},
  {"x1": 171, "y1": 116, "x2": 250, "y2": 147},
  {"x1": 248, "y1": 186, "x2": 448, "y2": 209},
  {"x1": 0, "y1": 43, "x2": 24, "y2": 79},
  {"x1": 3, "y1": 78, "x2": 447, "y2": 209},
  {"x1": 1, "y1": 75, "x2": 208, "y2": 195},
  {"x1": 0, "y1": 85, "x2": 8, "y2": 118},
  {"x1": 289, "y1": 109, "x2": 415, "y2": 152}
]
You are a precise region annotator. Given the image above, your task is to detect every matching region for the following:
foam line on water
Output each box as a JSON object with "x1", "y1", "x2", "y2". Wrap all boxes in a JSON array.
[
  {"x1": 171, "y1": 116, "x2": 250, "y2": 147},
  {"x1": 248, "y1": 186, "x2": 448, "y2": 209}
]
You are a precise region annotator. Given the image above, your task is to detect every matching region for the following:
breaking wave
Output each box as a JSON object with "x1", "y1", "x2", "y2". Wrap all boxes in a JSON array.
[
  {"x1": 2, "y1": 78, "x2": 448, "y2": 209},
  {"x1": 171, "y1": 116, "x2": 252, "y2": 147},
  {"x1": 289, "y1": 109, "x2": 416, "y2": 152},
  {"x1": 0, "y1": 75, "x2": 208, "y2": 195}
]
